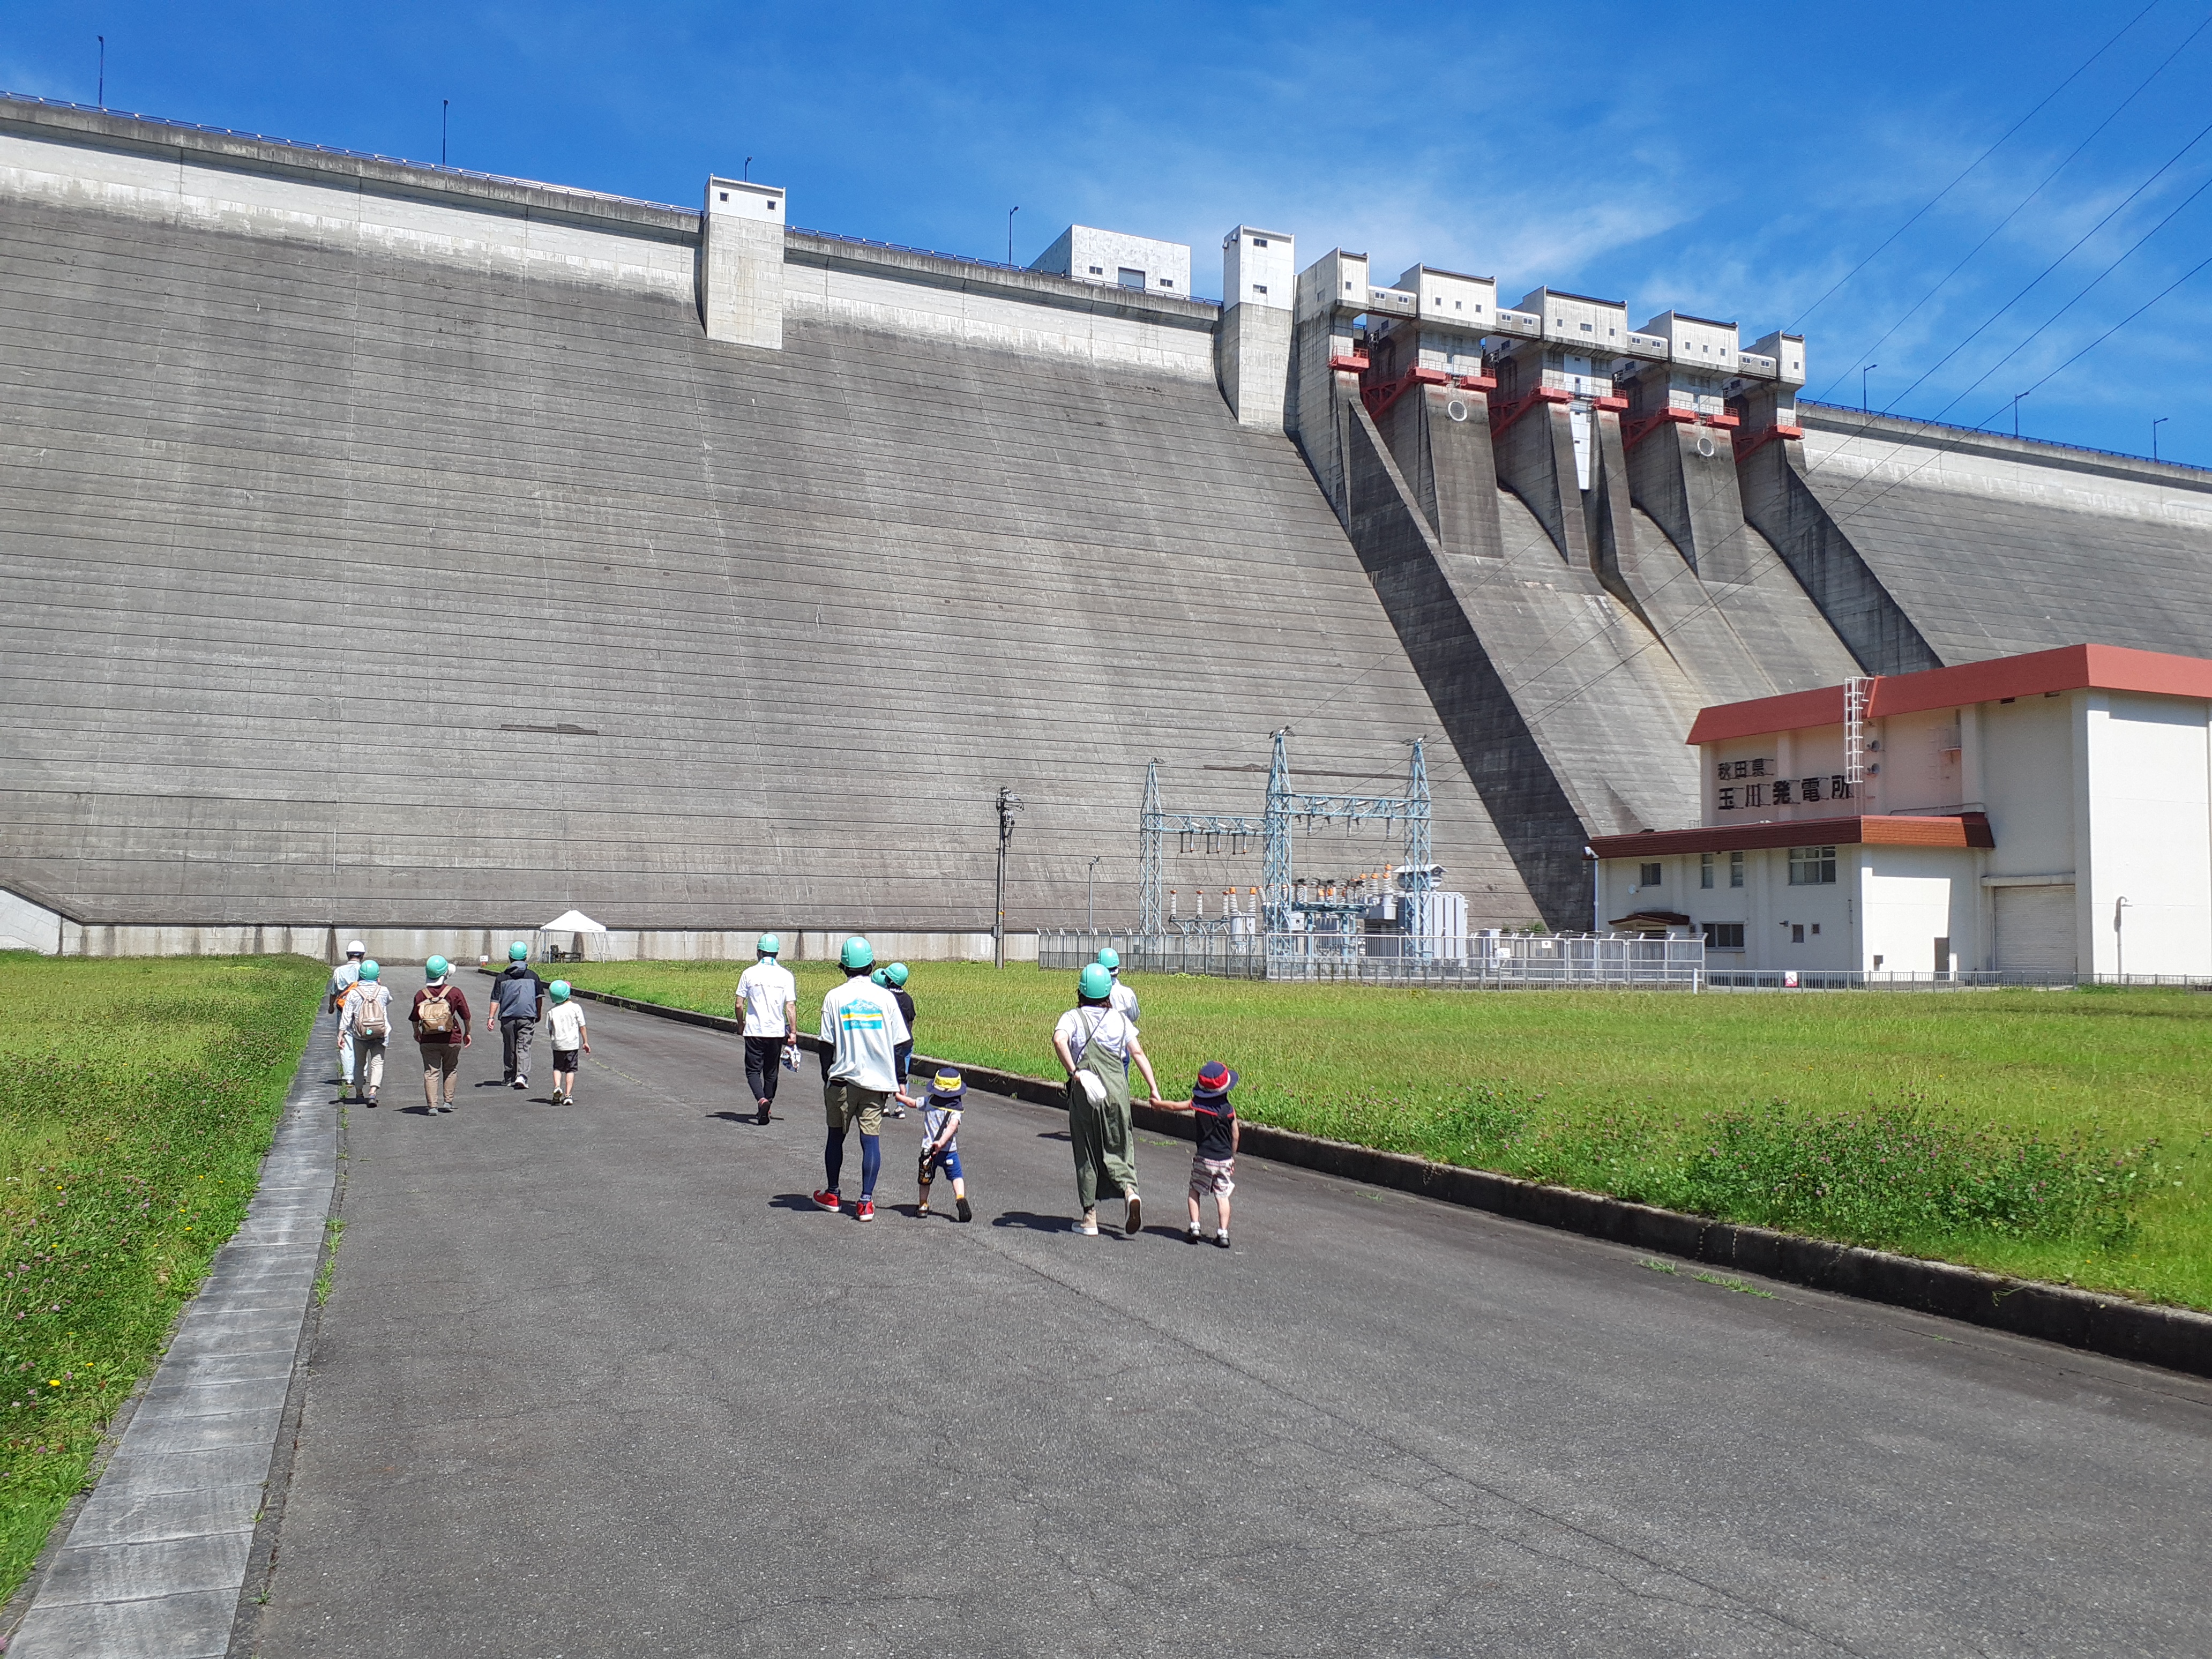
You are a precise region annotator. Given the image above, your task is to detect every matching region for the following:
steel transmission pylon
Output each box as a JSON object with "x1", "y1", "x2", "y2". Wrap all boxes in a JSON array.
[
  {"x1": 1261, "y1": 728, "x2": 1294, "y2": 941},
  {"x1": 1139, "y1": 759, "x2": 1164, "y2": 936}
]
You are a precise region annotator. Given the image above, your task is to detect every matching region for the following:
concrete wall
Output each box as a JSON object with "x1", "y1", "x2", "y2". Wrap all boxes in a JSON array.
[
  {"x1": 46, "y1": 926, "x2": 1042, "y2": 964},
  {"x1": 0, "y1": 103, "x2": 1537, "y2": 939}
]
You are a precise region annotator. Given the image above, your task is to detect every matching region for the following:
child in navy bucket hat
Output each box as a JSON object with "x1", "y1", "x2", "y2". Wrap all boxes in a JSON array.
[{"x1": 1155, "y1": 1061, "x2": 1240, "y2": 1249}]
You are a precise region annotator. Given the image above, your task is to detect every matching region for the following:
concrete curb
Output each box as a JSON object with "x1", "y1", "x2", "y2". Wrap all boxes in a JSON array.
[
  {"x1": 5, "y1": 1009, "x2": 339, "y2": 1658},
  {"x1": 562, "y1": 982, "x2": 2212, "y2": 1380}
]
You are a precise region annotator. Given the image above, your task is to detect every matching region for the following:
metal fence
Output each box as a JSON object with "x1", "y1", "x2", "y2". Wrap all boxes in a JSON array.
[
  {"x1": 1039, "y1": 933, "x2": 2212, "y2": 992},
  {"x1": 1038, "y1": 930, "x2": 1708, "y2": 988}
]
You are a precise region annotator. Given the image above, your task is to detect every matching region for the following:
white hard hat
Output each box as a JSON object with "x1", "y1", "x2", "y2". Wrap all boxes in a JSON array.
[{"x1": 345, "y1": 939, "x2": 367, "y2": 956}]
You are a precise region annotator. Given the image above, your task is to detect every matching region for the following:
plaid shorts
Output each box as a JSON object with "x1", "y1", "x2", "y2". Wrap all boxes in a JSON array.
[{"x1": 1187, "y1": 1155, "x2": 1235, "y2": 1198}]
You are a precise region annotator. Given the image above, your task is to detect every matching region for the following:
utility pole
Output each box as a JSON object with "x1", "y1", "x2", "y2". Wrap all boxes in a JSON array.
[{"x1": 993, "y1": 787, "x2": 1023, "y2": 967}]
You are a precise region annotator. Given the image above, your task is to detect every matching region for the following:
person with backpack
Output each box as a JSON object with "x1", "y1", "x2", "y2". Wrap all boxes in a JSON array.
[
  {"x1": 328, "y1": 939, "x2": 367, "y2": 1099},
  {"x1": 886, "y1": 962, "x2": 917, "y2": 1107},
  {"x1": 489, "y1": 940, "x2": 545, "y2": 1091},
  {"x1": 734, "y1": 933, "x2": 799, "y2": 1125},
  {"x1": 1052, "y1": 962, "x2": 1162, "y2": 1238},
  {"x1": 410, "y1": 956, "x2": 474, "y2": 1114},
  {"x1": 337, "y1": 960, "x2": 394, "y2": 1107}
]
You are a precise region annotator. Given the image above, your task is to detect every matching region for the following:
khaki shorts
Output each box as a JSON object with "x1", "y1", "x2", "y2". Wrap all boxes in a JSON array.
[
  {"x1": 824, "y1": 1081, "x2": 890, "y2": 1137},
  {"x1": 1188, "y1": 1155, "x2": 1236, "y2": 1198}
]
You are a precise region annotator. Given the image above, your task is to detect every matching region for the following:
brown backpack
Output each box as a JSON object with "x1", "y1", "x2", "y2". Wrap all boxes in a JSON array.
[{"x1": 417, "y1": 987, "x2": 455, "y2": 1035}]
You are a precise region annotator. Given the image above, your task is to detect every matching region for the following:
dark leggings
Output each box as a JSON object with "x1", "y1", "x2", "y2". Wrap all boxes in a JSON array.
[{"x1": 824, "y1": 1127, "x2": 882, "y2": 1198}]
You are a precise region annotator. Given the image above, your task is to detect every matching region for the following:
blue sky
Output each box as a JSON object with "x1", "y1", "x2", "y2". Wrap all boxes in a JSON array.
[{"x1": 6, "y1": 0, "x2": 2210, "y2": 464}]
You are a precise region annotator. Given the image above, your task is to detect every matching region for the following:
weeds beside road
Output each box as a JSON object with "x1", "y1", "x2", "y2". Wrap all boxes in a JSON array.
[
  {"x1": 0, "y1": 953, "x2": 322, "y2": 1601},
  {"x1": 558, "y1": 960, "x2": 2210, "y2": 1312}
]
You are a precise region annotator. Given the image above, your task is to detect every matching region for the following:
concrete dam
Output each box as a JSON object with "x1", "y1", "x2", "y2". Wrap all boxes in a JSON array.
[{"x1": 4, "y1": 93, "x2": 2211, "y2": 956}]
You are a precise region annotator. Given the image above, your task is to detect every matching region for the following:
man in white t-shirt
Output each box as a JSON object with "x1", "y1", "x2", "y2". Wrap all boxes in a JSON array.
[
  {"x1": 1097, "y1": 946, "x2": 1140, "y2": 1026},
  {"x1": 328, "y1": 939, "x2": 367, "y2": 1100},
  {"x1": 734, "y1": 932, "x2": 799, "y2": 1125},
  {"x1": 812, "y1": 936, "x2": 909, "y2": 1223}
]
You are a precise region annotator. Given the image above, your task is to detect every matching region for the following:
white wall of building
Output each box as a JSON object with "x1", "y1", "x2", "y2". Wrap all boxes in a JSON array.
[
  {"x1": 2080, "y1": 690, "x2": 2212, "y2": 976},
  {"x1": 1860, "y1": 847, "x2": 1971, "y2": 974}
]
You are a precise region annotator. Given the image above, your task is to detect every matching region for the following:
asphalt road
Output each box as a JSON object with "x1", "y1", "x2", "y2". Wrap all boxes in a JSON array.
[{"x1": 251, "y1": 975, "x2": 2212, "y2": 1657}]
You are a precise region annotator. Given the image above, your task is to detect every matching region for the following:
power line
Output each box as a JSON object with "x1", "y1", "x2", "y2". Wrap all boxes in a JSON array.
[
  {"x1": 1880, "y1": 113, "x2": 2212, "y2": 416},
  {"x1": 1785, "y1": 0, "x2": 2163, "y2": 334},
  {"x1": 1814, "y1": 5, "x2": 2212, "y2": 403}
]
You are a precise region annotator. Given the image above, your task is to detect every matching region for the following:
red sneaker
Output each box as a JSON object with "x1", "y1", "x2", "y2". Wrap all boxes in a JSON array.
[
  {"x1": 855, "y1": 1199, "x2": 877, "y2": 1223},
  {"x1": 812, "y1": 1189, "x2": 841, "y2": 1212}
]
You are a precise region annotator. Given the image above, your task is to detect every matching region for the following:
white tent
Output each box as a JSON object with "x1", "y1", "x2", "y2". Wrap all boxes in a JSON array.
[{"x1": 536, "y1": 909, "x2": 608, "y2": 963}]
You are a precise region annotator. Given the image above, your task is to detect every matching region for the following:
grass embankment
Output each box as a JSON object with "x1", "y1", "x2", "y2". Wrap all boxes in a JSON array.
[
  {"x1": 561, "y1": 960, "x2": 2212, "y2": 1311},
  {"x1": 0, "y1": 953, "x2": 323, "y2": 1600}
]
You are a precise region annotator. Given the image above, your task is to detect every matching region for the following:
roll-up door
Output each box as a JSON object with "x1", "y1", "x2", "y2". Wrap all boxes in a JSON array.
[{"x1": 1994, "y1": 885, "x2": 2076, "y2": 974}]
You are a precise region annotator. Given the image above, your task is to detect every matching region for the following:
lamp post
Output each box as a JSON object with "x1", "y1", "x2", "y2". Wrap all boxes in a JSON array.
[
  {"x1": 2154, "y1": 416, "x2": 2168, "y2": 462},
  {"x1": 96, "y1": 36, "x2": 104, "y2": 108},
  {"x1": 2012, "y1": 391, "x2": 2029, "y2": 438},
  {"x1": 441, "y1": 100, "x2": 449, "y2": 167},
  {"x1": 1087, "y1": 856, "x2": 1101, "y2": 951},
  {"x1": 1007, "y1": 206, "x2": 1019, "y2": 267},
  {"x1": 2113, "y1": 895, "x2": 2131, "y2": 982},
  {"x1": 1861, "y1": 363, "x2": 1877, "y2": 414},
  {"x1": 993, "y1": 787, "x2": 1023, "y2": 968}
]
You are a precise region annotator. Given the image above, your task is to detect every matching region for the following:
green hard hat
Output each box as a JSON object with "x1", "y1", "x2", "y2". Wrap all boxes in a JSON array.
[
  {"x1": 840, "y1": 936, "x2": 875, "y2": 972},
  {"x1": 871, "y1": 969, "x2": 888, "y2": 986},
  {"x1": 757, "y1": 933, "x2": 781, "y2": 956},
  {"x1": 1096, "y1": 947, "x2": 1120, "y2": 972},
  {"x1": 549, "y1": 980, "x2": 571, "y2": 1002},
  {"x1": 885, "y1": 962, "x2": 909, "y2": 988},
  {"x1": 509, "y1": 941, "x2": 529, "y2": 961},
  {"x1": 1079, "y1": 962, "x2": 1113, "y2": 1001},
  {"x1": 425, "y1": 956, "x2": 450, "y2": 980},
  {"x1": 358, "y1": 960, "x2": 380, "y2": 981}
]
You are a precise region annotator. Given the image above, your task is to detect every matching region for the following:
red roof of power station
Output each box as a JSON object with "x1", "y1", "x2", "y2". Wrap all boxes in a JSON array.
[
  {"x1": 1684, "y1": 645, "x2": 2212, "y2": 745},
  {"x1": 1588, "y1": 813, "x2": 1996, "y2": 860}
]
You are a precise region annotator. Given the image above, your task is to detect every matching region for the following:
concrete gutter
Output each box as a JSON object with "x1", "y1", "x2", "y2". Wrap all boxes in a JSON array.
[
  {"x1": 4, "y1": 1010, "x2": 338, "y2": 1657},
  {"x1": 559, "y1": 982, "x2": 2212, "y2": 1381}
]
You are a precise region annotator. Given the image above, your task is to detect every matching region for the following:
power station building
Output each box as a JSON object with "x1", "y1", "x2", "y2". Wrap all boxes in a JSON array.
[
  {"x1": 5, "y1": 92, "x2": 2212, "y2": 961},
  {"x1": 1591, "y1": 646, "x2": 2212, "y2": 980}
]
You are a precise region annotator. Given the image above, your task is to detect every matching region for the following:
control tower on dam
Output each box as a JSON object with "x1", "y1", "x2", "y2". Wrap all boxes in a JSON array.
[{"x1": 3, "y1": 93, "x2": 2209, "y2": 953}]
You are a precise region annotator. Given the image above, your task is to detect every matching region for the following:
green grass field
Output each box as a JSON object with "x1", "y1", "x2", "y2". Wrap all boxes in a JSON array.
[
  {"x1": 0, "y1": 953, "x2": 323, "y2": 1601},
  {"x1": 557, "y1": 959, "x2": 2212, "y2": 1311}
]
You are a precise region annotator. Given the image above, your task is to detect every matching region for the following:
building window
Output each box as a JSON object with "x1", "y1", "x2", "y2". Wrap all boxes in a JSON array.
[
  {"x1": 1159, "y1": 277, "x2": 1174, "y2": 287},
  {"x1": 1791, "y1": 923, "x2": 1806, "y2": 944},
  {"x1": 1089, "y1": 265, "x2": 1104, "y2": 275},
  {"x1": 1729, "y1": 850, "x2": 1744, "y2": 888},
  {"x1": 1639, "y1": 862, "x2": 1663, "y2": 886},
  {"x1": 1773, "y1": 779, "x2": 1793, "y2": 805},
  {"x1": 1700, "y1": 853, "x2": 1715, "y2": 889},
  {"x1": 1788, "y1": 845, "x2": 1837, "y2": 885},
  {"x1": 1702, "y1": 922, "x2": 1744, "y2": 949},
  {"x1": 1745, "y1": 783, "x2": 1765, "y2": 808},
  {"x1": 1717, "y1": 787, "x2": 1737, "y2": 811},
  {"x1": 1802, "y1": 776, "x2": 1822, "y2": 803},
  {"x1": 1252, "y1": 238, "x2": 1268, "y2": 248},
  {"x1": 1253, "y1": 285, "x2": 1267, "y2": 296},
  {"x1": 1118, "y1": 268, "x2": 1146, "y2": 289}
]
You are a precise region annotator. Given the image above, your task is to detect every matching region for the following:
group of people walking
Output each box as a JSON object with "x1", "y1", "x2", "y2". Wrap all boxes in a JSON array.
[
  {"x1": 327, "y1": 941, "x2": 589, "y2": 1112},
  {"x1": 325, "y1": 932, "x2": 1241, "y2": 1244}
]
